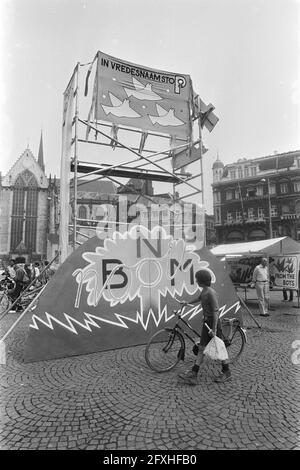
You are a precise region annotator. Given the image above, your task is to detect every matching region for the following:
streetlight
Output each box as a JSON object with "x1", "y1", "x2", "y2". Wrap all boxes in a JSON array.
[{"x1": 260, "y1": 178, "x2": 272, "y2": 239}]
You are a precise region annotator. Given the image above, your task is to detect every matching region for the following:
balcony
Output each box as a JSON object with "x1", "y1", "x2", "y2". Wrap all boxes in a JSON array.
[{"x1": 280, "y1": 213, "x2": 300, "y2": 220}]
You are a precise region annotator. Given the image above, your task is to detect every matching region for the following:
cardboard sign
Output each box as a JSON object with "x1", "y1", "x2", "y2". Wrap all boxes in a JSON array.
[{"x1": 269, "y1": 255, "x2": 299, "y2": 289}]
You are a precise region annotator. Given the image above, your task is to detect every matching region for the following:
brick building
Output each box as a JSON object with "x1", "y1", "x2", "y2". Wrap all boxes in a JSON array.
[{"x1": 212, "y1": 150, "x2": 300, "y2": 244}]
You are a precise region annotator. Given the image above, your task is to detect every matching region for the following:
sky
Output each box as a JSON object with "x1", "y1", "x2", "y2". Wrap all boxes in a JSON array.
[{"x1": 0, "y1": 0, "x2": 299, "y2": 213}]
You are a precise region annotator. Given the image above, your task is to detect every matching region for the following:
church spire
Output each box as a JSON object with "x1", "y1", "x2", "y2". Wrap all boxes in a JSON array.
[{"x1": 38, "y1": 130, "x2": 45, "y2": 172}]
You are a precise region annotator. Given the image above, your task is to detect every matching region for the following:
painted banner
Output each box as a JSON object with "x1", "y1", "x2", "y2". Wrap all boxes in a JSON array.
[
  {"x1": 24, "y1": 226, "x2": 241, "y2": 362},
  {"x1": 226, "y1": 257, "x2": 261, "y2": 285},
  {"x1": 269, "y1": 255, "x2": 299, "y2": 289},
  {"x1": 94, "y1": 51, "x2": 193, "y2": 138}
]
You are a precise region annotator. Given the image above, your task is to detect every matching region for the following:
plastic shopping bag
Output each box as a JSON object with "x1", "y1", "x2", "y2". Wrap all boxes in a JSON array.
[{"x1": 203, "y1": 324, "x2": 229, "y2": 361}]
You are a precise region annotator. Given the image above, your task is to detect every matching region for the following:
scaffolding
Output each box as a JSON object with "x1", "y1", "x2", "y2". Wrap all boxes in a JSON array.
[{"x1": 59, "y1": 53, "x2": 218, "y2": 263}]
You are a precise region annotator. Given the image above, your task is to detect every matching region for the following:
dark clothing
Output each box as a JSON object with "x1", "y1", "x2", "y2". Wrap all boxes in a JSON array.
[
  {"x1": 283, "y1": 289, "x2": 293, "y2": 301},
  {"x1": 11, "y1": 266, "x2": 30, "y2": 308}
]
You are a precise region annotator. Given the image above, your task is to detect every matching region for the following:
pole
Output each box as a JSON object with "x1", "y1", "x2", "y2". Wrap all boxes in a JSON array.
[
  {"x1": 236, "y1": 293, "x2": 262, "y2": 328},
  {"x1": 73, "y1": 63, "x2": 80, "y2": 251},
  {"x1": 267, "y1": 178, "x2": 272, "y2": 238}
]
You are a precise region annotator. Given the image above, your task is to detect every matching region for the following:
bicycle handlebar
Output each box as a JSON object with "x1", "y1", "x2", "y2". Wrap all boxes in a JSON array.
[{"x1": 174, "y1": 297, "x2": 195, "y2": 307}]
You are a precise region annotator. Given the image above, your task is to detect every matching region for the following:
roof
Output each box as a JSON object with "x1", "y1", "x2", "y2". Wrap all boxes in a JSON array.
[
  {"x1": 210, "y1": 237, "x2": 300, "y2": 257},
  {"x1": 78, "y1": 179, "x2": 117, "y2": 194}
]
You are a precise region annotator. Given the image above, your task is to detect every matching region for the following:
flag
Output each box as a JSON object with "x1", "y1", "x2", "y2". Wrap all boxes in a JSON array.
[
  {"x1": 199, "y1": 98, "x2": 219, "y2": 132},
  {"x1": 94, "y1": 51, "x2": 193, "y2": 138}
]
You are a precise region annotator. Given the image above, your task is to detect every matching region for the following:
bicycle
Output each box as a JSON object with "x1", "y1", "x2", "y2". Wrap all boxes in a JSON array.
[
  {"x1": 145, "y1": 299, "x2": 246, "y2": 373},
  {"x1": 0, "y1": 277, "x2": 43, "y2": 315}
]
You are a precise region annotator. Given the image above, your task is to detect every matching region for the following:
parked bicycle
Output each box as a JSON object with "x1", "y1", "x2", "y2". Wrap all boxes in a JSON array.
[
  {"x1": 0, "y1": 277, "x2": 43, "y2": 315},
  {"x1": 145, "y1": 299, "x2": 246, "y2": 373}
]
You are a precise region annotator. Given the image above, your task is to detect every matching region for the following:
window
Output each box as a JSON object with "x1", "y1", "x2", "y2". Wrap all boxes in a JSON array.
[
  {"x1": 258, "y1": 208, "x2": 264, "y2": 218},
  {"x1": 10, "y1": 171, "x2": 38, "y2": 253},
  {"x1": 227, "y1": 212, "x2": 233, "y2": 222},
  {"x1": 78, "y1": 206, "x2": 87, "y2": 220},
  {"x1": 234, "y1": 189, "x2": 240, "y2": 199},
  {"x1": 244, "y1": 168, "x2": 249, "y2": 177},
  {"x1": 256, "y1": 186, "x2": 264, "y2": 196},
  {"x1": 214, "y1": 191, "x2": 221, "y2": 203},
  {"x1": 293, "y1": 181, "x2": 300, "y2": 192},
  {"x1": 269, "y1": 183, "x2": 276, "y2": 195},
  {"x1": 271, "y1": 205, "x2": 277, "y2": 217},
  {"x1": 248, "y1": 208, "x2": 254, "y2": 219},
  {"x1": 280, "y1": 183, "x2": 288, "y2": 194},
  {"x1": 281, "y1": 204, "x2": 290, "y2": 214},
  {"x1": 225, "y1": 191, "x2": 233, "y2": 200},
  {"x1": 238, "y1": 168, "x2": 243, "y2": 178},
  {"x1": 214, "y1": 207, "x2": 221, "y2": 224},
  {"x1": 246, "y1": 188, "x2": 256, "y2": 197},
  {"x1": 229, "y1": 170, "x2": 236, "y2": 179},
  {"x1": 235, "y1": 211, "x2": 242, "y2": 221},
  {"x1": 250, "y1": 166, "x2": 257, "y2": 176}
]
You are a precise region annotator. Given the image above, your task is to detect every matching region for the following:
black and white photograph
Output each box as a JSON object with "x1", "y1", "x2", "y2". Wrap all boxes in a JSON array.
[{"x1": 0, "y1": 0, "x2": 299, "y2": 454}]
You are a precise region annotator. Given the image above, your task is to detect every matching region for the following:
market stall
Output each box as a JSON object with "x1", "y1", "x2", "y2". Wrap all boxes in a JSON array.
[{"x1": 211, "y1": 237, "x2": 300, "y2": 304}]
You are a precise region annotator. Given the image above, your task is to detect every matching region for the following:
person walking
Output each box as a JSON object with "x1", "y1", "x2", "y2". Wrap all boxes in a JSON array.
[
  {"x1": 10, "y1": 257, "x2": 30, "y2": 312},
  {"x1": 6, "y1": 259, "x2": 16, "y2": 279},
  {"x1": 177, "y1": 269, "x2": 231, "y2": 385},
  {"x1": 251, "y1": 257, "x2": 270, "y2": 317}
]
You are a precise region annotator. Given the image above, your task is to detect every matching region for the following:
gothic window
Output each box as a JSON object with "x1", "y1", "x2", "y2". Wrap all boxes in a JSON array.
[
  {"x1": 78, "y1": 205, "x2": 87, "y2": 220},
  {"x1": 10, "y1": 171, "x2": 38, "y2": 252}
]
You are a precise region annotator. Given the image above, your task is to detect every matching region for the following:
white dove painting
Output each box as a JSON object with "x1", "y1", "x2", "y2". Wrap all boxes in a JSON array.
[
  {"x1": 124, "y1": 77, "x2": 162, "y2": 101},
  {"x1": 149, "y1": 104, "x2": 185, "y2": 127},
  {"x1": 102, "y1": 92, "x2": 141, "y2": 118}
]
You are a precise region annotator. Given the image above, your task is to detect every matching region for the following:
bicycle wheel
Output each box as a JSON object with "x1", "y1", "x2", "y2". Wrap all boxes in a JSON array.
[
  {"x1": 145, "y1": 328, "x2": 185, "y2": 372},
  {"x1": 0, "y1": 291, "x2": 10, "y2": 314},
  {"x1": 224, "y1": 326, "x2": 246, "y2": 364}
]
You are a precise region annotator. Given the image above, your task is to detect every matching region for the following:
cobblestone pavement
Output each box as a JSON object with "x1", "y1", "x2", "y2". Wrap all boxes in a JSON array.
[{"x1": 0, "y1": 290, "x2": 299, "y2": 450}]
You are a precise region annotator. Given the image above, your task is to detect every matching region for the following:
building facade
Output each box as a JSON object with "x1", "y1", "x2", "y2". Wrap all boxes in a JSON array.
[
  {"x1": 1, "y1": 139, "x2": 212, "y2": 265},
  {"x1": 212, "y1": 150, "x2": 300, "y2": 244}
]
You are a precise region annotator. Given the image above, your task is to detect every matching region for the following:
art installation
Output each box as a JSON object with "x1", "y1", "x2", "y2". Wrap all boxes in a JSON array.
[
  {"x1": 24, "y1": 226, "x2": 241, "y2": 362},
  {"x1": 22, "y1": 51, "x2": 231, "y2": 363}
]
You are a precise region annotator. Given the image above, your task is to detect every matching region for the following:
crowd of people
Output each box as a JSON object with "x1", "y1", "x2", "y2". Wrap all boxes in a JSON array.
[{"x1": 0, "y1": 257, "x2": 55, "y2": 312}]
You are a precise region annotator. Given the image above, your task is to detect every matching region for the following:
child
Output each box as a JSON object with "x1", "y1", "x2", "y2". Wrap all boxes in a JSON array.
[{"x1": 178, "y1": 269, "x2": 231, "y2": 385}]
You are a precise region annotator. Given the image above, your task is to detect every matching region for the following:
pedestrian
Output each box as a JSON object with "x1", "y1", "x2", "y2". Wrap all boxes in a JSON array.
[
  {"x1": 251, "y1": 257, "x2": 270, "y2": 317},
  {"x1": 282, "y1": 288, "x2": 293, "y2": 302},
  {"x1": 6, "y1": 259, "x2": 16, "y2": 279},
  {"x1": 33, "y1": 262, "x2": 41, "y2": 286},
  {"x1": 177, "y1": 269, "x2": 231, "y2": 385},
  {"x1": 10, "y1": 257, "x2": 30, "y2": 312}
]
